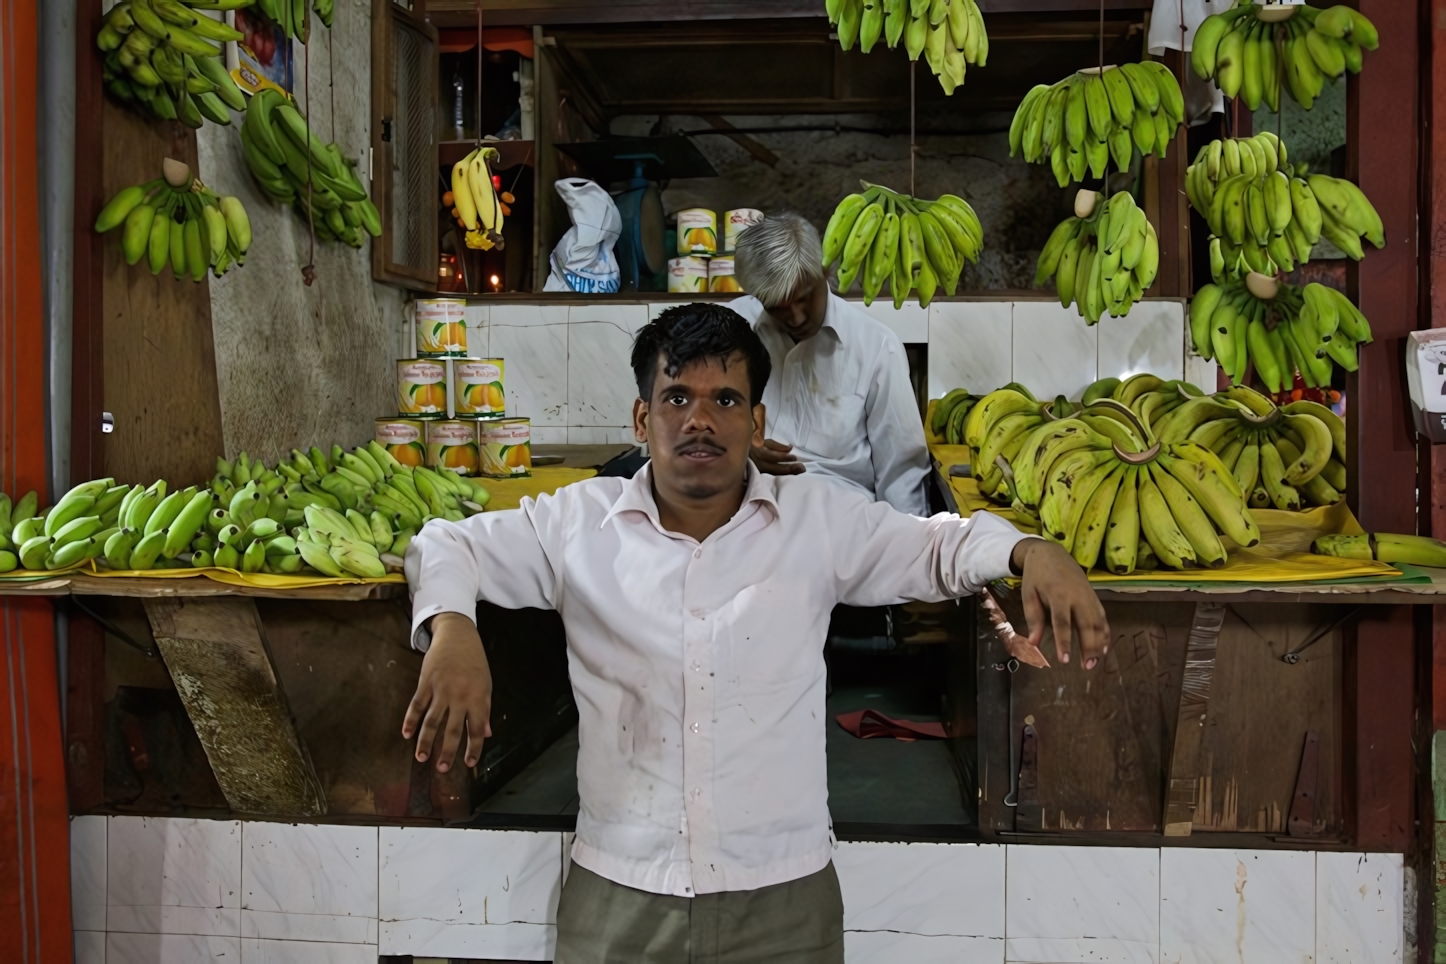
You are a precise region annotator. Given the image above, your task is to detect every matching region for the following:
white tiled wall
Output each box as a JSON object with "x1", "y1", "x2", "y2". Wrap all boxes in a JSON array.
[
  {"x1": 415, "y1": 299, "x2": 1206, "y2": 447},
  {"x1": 76, "y1": 815, "x2": 1406, "y2": 963}
]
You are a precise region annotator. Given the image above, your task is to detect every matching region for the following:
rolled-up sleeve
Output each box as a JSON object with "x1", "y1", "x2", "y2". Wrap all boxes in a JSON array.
[
  {"x1": 830, "y1": 491, "x2": 1033, "y2": 607},
  {"x1": 403, "y1": 498, "x2": 560, "y2": 652}
]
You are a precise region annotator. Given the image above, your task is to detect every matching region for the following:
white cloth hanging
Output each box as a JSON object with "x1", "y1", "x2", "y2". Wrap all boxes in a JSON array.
[{"x1": 1148, "y1": 0, "x2": 1231, "y2": 120}]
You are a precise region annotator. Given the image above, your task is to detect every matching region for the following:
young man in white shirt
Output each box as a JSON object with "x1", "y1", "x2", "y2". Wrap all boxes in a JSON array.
[
  {"x1": 729, "y1": 213, "x2": 931, "y2": 516},
  {"x1": 403, "y1": 304, "x2": 1108, "y2": 963}
]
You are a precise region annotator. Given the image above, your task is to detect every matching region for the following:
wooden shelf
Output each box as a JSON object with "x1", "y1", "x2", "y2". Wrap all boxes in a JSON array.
[{"x1": 439, "y1": 139, "x2": 536, "y2": 171}]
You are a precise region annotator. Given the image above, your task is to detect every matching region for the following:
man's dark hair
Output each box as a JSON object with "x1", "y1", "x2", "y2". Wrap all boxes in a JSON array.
[{"x1": 631, "y1": 304, "x2": 772, "y2": 406}]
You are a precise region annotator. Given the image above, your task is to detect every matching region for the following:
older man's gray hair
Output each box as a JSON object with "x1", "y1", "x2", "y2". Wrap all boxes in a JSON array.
[{"x1": 734, "y1": 212, "x2": 826, "y2": 307}]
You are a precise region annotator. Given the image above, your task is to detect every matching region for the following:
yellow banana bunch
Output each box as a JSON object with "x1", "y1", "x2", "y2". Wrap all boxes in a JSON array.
[
  {"x1": 1186, "y1": 132, "x2": 1383, "y2": 274},
  {"x1": 1146, "y1": 384, "x2": 1347, "y2": 511},
  {"x1": 96, "y1": 0, "x2": 250, "y2": 129},
  {"x1": 828, "y1": 0, "x2": 988, "y2": 95},
  {"x1": 1191, "y1": 2, "x2": 1377, "y2": 110},
  {"x1": 1034, "y1": 190, "x2": 1159, "y2": 323},
  {"x1": 94, "y1": 160, "x2": 251, "y2": 281},
  {"x1": 1189, "y1": 277, "x2": 1372, "y2": 391},
  {"x1": 1315, "y1": 533, "x2": 1446, "y2": 569},
  {"x1": 1009, "y1": 62, "x2": 1185, "y2": 185},
  {"x1": 823, "y1": 181, "x2": 983, "y2": 308},
  {"x1": 454, "y1": 146, "x2": 506, "y2": 251}
]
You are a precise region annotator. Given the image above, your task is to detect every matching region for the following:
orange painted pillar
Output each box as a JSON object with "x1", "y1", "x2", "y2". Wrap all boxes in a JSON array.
[{"x1": 0, "y1": 0, "x2": 74, "y2": 960}]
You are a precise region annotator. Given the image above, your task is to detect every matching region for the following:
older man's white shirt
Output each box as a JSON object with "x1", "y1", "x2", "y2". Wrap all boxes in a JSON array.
[{"x1": 729, "y1": 292, "x2": 931, "y2": 516}]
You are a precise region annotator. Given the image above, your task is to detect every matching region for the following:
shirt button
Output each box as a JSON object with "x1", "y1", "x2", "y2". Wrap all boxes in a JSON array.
[
  {"x1": 693, "y1": 549, "x2": 702, "y2": 559},
  {"x1": 690, "y1": 722, "x2": 700, "y2": 733}
]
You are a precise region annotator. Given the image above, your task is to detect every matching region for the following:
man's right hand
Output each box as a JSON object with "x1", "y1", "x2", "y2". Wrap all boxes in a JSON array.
[
  {"x1": 402, "y1": 612, "x2": 493, "y2": 772},
  {"x1": 751, "y1": 438, "x2": 805, "y2": 475}
]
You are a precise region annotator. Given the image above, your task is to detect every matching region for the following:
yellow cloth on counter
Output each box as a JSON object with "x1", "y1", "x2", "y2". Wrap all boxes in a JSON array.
[
  {"x1": 481, "y1": 466, "x2": 598, "y2": 511},
  {"x1": 941, "y1": 473, "x2": 1400, "y2": 585}
]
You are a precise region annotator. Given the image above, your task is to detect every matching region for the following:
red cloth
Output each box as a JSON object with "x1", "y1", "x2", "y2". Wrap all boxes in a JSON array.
[{"x1": 835, "y1": 709, "x2": 947, "y2": 743}]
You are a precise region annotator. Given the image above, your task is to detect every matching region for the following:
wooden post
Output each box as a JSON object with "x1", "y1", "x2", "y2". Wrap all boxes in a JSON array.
[{"x1": 143, "y1": 597, "x2": 327, "y2": 816}]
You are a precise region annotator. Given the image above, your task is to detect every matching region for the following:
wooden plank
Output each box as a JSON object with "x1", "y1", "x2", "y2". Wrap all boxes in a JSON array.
[
  {"x1": 65, "y1": 609, "x2": 107, "y2": 812},
  {"x1": 72, "y1": 0, "x2": 109, "y2": 486},
  {"x1": 69, "y1": 574, "x2": 406, "y2": 601},
  {"x1": 99, "y1": 102, "x2": 225, "y2": 487},
  {"x1": 1163, "y1": 602, "x2": 1224, "y2": 836},
  {"x1": 142, "y1": 597, "x2": 327, "y2": 816}
]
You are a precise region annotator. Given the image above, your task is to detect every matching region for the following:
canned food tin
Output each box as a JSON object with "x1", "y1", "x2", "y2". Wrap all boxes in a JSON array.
[
  {"x1": 723, "y1": 208, "x2": 764, "y2": 253},
  {"x1": 397, "y1": 359, "x2": 448, "y2": 418},
  {"x1": 478, "y1": 417, "x2": 532, "y2": 478},
  {"x1": 375, "y1": 418, "x2": 426, "y2": 468},
  {"x1": 676, "y1": 208, "x2": 717, "y2": 255},
  {"x1": 426, "y1": 420, "x2": 480, "y2": 476},
  {"x1": 414, "y1": 298, "x2": 468, "y2": 357},
  {"x1": 708, "y1": 256, "x2": 742, "y2": 293},
  {"x1": 453, "y1": 358, "x2": 506, "y2": 418},
  {"x1": 668, "y1": 256, "x2": 710, "y2": 294}
]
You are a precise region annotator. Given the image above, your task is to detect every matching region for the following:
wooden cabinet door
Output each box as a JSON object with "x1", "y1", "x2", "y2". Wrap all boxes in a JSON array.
[{"x1": 372, "y1": 0, "x2": 439, "y2": 289}]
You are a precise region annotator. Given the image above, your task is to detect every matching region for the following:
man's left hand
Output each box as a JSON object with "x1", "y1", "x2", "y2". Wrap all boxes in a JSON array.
[{"x1": 1010, "y1": 538, "x2": 1110, "y2": 669}]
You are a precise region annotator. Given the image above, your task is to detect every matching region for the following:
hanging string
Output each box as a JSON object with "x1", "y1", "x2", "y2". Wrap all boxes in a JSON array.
[
  {"x1": 1098, "y1": 0, "x2": 1108, "y2": 202},
  {"x1": 476, "y1": 1, "x2": 484, "y2": 145},
  {"x1": 909, "y1": 59, "x2": 916, "y2": 196},
  {"x1": 1178, "y1": 0, "x2": 1191, "y2": 290},
  {"x1": 301, "y1": 17, "x2": 316, "y2": 286}
]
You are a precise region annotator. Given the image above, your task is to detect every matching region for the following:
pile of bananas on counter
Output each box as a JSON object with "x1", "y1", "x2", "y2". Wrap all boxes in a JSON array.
[
  {"x1": 1034, "y1": 190, "x2": 1158, "y2": 322},
  {"x1": 827, "y1": 0, "x2": 988, "y2": 95},
  {"x1": 95, "y1": 159, "x2": 252, "y2": 280},
  {"x1": 1008, "y1": 62, "x2": 1185, "y2": 186},
  {"x1": 964, "y1": 376, "x2": 1260, "y2": 572},
  {"x1": 97, "y1": 0, "x2": 250, "y2": 128},
  {"x1": 822, "y1": 183, "x2": 983, "y2": 308},
  {"x1": 0, "y1": 444, "x2": 490, "y2": 578},
  {"x1": 1186, "y1": 133, "x2": 1383, "y2": 277},
  {"x1": 1191, "y1": 2, "x2": 1378, "y2": 110},
  {"x1": 1315, "y1": 533, "x2": 1446, "y2": 568},
  {"x1": 1150, "y1": 385, "x2": 1347, "y2": 510},
  {"x1": 1190, "y1": 277, "x2": 1371, "y2": 391},
  {"x1": 450, "y1": 146, "x2": 508, "y2": 252},
  {"x1": 240, "y1": 91, "x2": 381, "y2": 247}
]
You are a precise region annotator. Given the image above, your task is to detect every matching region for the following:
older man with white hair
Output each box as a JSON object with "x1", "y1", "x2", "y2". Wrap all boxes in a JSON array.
[{"x1": 729, "y1": 212, "x2": 931, "y2": 516}]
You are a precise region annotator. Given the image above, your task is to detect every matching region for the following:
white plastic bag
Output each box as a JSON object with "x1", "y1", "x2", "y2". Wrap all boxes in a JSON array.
[{"x1": 544, "y1": 178, "x2": 622, "y2": 293}]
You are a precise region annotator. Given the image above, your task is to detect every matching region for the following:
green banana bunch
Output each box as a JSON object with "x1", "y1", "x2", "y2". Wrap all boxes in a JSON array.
[
  {"x1": 1315, "y1": 532, "x2": 1446, "y2": 568},
  {"x1": 929, "y1": 389, "x2": 981, "y2": 445},
  {"x1": 829, "y1": 0, "x2": 987, "y2": 95},
  {"x1": 1144, "y1": 384, "x2": 1346, "y2": 510},
  {"x1": 964, "y1": 381, "x2": 1259, "y2": 570},
  {"x1": 822, "y1": 181, "x2": 983, "y2": 308},
  {"x1": 1009, "y1": 61, "x2": 1185, "y2": 185},
  {"x1": 1186, "y1": 133, "x2": 1382, "y2": 273},
  {"x1": 94, "y1": 160, "x2": 251, "y2": 280},
  {"x1": 312, "y1": 0, "x2": 334, "y2": 29},
  {"x1": 97, "y1": 0, "x2": 250, "y2": 128},
  {"x1": 1189, "y1": 277, "x2": 1372, "y2": 391},
  {"x1": 253, "y1": 0, "x2": 312, "y2": 42},
  {"x1": 1034, "y1": 190, "x2": 1159, "y2": 323},
  {"x1": 240, "y1": 90, "x2": 381, "y2": 248},
  {"x1": 1191, "y1": 2, "x2": 1377, "y2": 110}
]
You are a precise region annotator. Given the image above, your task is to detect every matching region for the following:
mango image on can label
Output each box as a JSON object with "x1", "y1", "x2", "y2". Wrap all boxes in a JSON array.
[
  {"x1": 676, "y1": 208, "x2": 717, "y2": 255},
  {"x1": 668, "y1": 257, "x2": 709, "y2": 294},
  {"x1": 478, "y1": 418, "x2": 531, "y2": 478},
  {"x1": 426, "y1": 420, "x2": 479, "y2": 476},
  {"x1": 454, "y1": 359, "x2": 505, "y2": 417},
  {"x1": 414, "y1": 298, "x2": 468, "y2": 356},
  {"x1": 375, "y1": 418, "x2": 426, "y2": 467},
  {"x1": 398, "y1": 359, "x2": 448, "y2": 417}
]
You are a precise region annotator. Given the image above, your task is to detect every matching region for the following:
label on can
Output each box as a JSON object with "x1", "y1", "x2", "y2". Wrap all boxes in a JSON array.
[
  {"x1": 668, "y1": 256, "x2": 710, "y2": 294},
  {"x1": 454, "y1": 358, "x2": 506, "y2": 418},
  {"x1": 723, "y1": 209, "x2": 764, "y2": 253},
  {"x1": 426, "y1": 420, "x2": 480, "y2": 476},
  {"x1": 708, "y1": 256, "x2": 742, "y2": 293},
  {"x1": 676, "y1": 208, "x2": 717, "y2": 255},
  {"x1": 415, "y1": 298, "x2": 468, "y2": 357},
  {"x1": 478, "y1": 418, "x2": 532, "y2": 478},
  {"x1": 398, "y1": 359, "x2": 448, "y2": 417},
  {"x1": 375, "y1": 418, "x2": 426, "y2": 468}
]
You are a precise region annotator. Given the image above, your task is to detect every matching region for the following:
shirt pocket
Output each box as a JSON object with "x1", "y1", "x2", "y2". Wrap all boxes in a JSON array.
[
  {"x1": 803, "y1": 391, "x2": 866, "y2": 461},
  {"x1": 717, "y1": 581, "x2": 826, "y2": 697}
]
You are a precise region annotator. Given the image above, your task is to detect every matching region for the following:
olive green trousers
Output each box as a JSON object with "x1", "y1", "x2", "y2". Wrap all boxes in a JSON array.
[{"x1": 553, "y1": 862, "x2": 845, "y2": 964}]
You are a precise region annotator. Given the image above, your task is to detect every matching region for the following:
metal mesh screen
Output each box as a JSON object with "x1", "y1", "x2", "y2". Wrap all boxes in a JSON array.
[{"x1": 390, "y1": 21, "x2": 434, "y2": 271}]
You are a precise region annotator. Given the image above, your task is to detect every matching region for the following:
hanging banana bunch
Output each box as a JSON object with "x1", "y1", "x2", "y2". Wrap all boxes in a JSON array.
[
  {"x1": 1191, "y1": 2, "x2": 1378, "y2": 110},
  {"x1": 1034, "y1": 190, "x2": 1158, "y2": 323},
  {"x1": 94, "y1": 158, "x2": 252, "y2": 281},
  {"x1": 240, "y1": 91, "x2": 381, "y2": 247},
  {"x1": 1147, "y1": 384, "x2": 1346, "y2": 511},
  {"x1": 1187, "y1": 132, "x2": 1383, "y2": 277},
  {"x1": 826, "y1": 0, "x2": 988, "y2": 95},
  {"x1": 451, "y1": 147, "x2": 507, "y2": 251},
  {"x1": 1009, "y1": 62, "x2": 1185, "y2": 186},
  {"x1": 251, "y1": 0, "x2": 311, "y2": 42},
  {"x1": 1189, "y1": 275, "x2": 1372, "y2": 393},
  {"x1": 822, "y1": 182, "x2": 983, "y2": 308},
  {"x1": 96, "y1": 0, "x2": 251, "y2": 129},
  {"x1": 964, "y1": 378, "x2": 1260, "y2": 572}
]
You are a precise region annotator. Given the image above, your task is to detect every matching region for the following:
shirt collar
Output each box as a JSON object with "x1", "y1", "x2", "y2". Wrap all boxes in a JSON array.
[
  {"x1": 603, "y1": 459, "x2": 780, "y2": 535},
  {"x1": 759, "y1": 292, "x2": 846, "y2": 346}
]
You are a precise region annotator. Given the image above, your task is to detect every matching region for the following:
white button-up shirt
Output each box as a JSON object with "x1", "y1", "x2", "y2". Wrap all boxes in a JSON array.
[
  {"x1": 406, "y1": 464, "x2": 1027, "y2": 897},
  {"x1": 729, "y1": 292, "x2": 931, "y2": 516}
]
